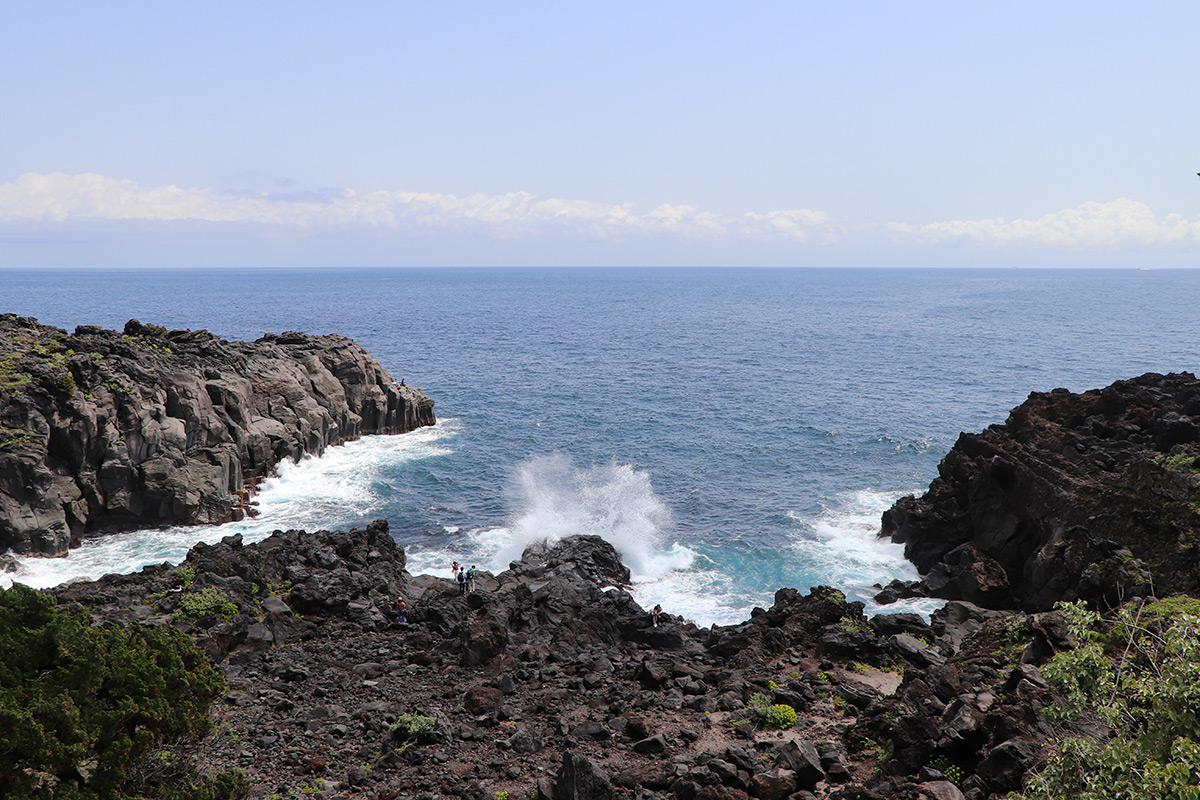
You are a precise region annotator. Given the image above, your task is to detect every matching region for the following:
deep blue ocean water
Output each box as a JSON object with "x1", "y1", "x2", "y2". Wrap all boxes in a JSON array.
[{"x1": 2, "y1": 267, "x2": 1198, "y2": 624}]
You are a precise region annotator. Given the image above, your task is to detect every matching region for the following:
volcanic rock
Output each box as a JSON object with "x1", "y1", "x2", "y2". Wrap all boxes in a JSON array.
[
  {"x1": 882, "y1": 372, "x2": 1200, "y2": 610},
  {"x1": 0, "y1": 315, "x2": 433, "y2": 555}
]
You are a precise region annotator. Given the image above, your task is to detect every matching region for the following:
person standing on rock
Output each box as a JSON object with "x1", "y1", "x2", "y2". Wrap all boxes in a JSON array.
[
  {"x1": 457, "y1": 566, "x2": 467, "y2": 595},
  {"x1": 395, "y1": 599, "x2": 407, "y2": 623},
  {"x1": 468, "y1": 565, "x2": 477, "y2": 593}
]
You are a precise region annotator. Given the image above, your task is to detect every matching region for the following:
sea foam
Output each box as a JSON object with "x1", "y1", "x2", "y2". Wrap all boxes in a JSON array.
[
  {"x1": 787, "y1": 489, "x2": 943, "y2": 618},
  {"x1": 406, "y1": 453, "x2": 696, "y2": 579},
  {"x1": 1, "y1": 423, "x2": 455, "y2": 591}
]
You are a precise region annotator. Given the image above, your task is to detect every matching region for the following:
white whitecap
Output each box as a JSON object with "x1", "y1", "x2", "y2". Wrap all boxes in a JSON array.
[
  {"x1": 502, "y1": 453, "x2": 691, "y2": 581},
  {"x1": 787, "y1": 488, "x2": 923, "y2": 607}
]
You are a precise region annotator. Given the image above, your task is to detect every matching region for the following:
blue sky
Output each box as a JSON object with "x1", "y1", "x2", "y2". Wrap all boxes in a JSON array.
[{"x1": 3, "y1": 2, "x2": 1200, "y2": 267}]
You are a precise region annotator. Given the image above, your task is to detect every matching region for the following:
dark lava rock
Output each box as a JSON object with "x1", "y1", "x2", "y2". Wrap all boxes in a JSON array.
[
  {"x1": 747, "y1": 768, "x2": 796, "y2": 800},
  {"x1": 772, "y1": 740, "x2": 824, "y2": 789},
  {"x1": 0, "y1": 315, "x2": 434, "y2": 555},
  {"x1": 463, "y1": 685, "x2": 503, "y2": 716},
  {"x1": 632, "y1": 733, "x2": 668, "y2": 754},
  {"x1": 882, "y1": 372, "x2": 1200, "y2": 610},
  {"x1": 555, "y1": 750, "x2": 614, "y2": 800},
  {"x1": 460, "y1": 619, "x2": 510, "y2": 666},
  {"x1": 973, "y1": 738, "x2": 1039, "y2": 793}
]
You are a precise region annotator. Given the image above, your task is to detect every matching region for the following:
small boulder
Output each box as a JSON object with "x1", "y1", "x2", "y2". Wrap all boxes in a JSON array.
[
  {"x1": 919, "y1": 780, "x2": 966, "y2": 800},
  {"x1": 747, "y1": 768, "x2": 797, "y2": 800},
  {"x1": 556, "y1": 751, "x2": 613, "y2": 800},
  {"x1": 632, "y1": 734, "x2": 668, "y2": 755},
  {"x1": 463, "y1": 685, "x2": 503, "y2": 716},
  {"x1": 460, "y1": 618, "x2": 509, "y2": 666},
  {"x1": 772, "y1": 740, "x2": 824, "y2": 790}
]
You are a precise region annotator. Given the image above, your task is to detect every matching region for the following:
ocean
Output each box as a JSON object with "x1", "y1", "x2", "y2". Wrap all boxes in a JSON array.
[{"x1": 2, "y1": 267, "x2": 1197, "y2": 625}]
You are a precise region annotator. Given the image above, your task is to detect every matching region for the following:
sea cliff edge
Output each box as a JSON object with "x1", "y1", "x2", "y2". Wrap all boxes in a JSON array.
[{"x1": 0, "y1": 314, "x2": 434, "y2": 556}]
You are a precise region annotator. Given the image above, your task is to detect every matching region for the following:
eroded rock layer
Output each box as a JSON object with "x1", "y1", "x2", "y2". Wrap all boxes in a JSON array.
[
  {"x1": 0, "y1": 315, "x2": 434, "y2": 555},
  {"x1": 882, "y1": 372, "x2": 1200, "y2": 610}
]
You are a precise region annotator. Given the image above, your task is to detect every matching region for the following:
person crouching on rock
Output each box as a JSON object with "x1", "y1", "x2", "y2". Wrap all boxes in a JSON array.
[
  {"x1": 457, "y1": 567, "x2": 467, "y2": 595},
  {"x1": 396, "y1": 599, "x2": 408, "y2": 624},
  {"x1": 652, "y1": 604, "x2": 663, "y2": 627}
]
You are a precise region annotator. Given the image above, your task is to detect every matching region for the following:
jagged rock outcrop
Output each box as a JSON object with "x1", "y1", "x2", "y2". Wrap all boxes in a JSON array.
[
  {"x1": 45, "y1": 523, "x2": 1074, "y2": 799},
  {"x1": 882, "y1": 372, "x2": 1200, "y2": 611},
  {"x1": 0, "y1": 315, "x2": 434, "y2": 556}
]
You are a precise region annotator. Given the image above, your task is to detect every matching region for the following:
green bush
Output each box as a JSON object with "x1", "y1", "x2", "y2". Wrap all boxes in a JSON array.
[
  {"x1": 172, "y1": 588, "x2": 239, "y2": 624},
  {"x1": 391, "y1": 712, "x2": 437, "y2": 741},
  {"x1": 0, "y1": 584, "x2": 241, "y2": 799},
  {"x1": 1015, "y1": 600, "x2": 1200, "y2": 799},
  {"x1": 57, "y1": 371, "x2": 76, "y2": 395},
  {"x1": 929, "y1": 755, "x2": 964, "y2": 786},
  {"x1": 746, "y1": 693, "x2": 798, "y2": 729},
  {"x1": 762, "y1": 704, "x2": 797, "y2": 729}
]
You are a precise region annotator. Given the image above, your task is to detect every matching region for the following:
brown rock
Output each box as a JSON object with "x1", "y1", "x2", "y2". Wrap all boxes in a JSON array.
[
  {"x1": 748, "y1": 768, "x2": 797, "y2": 800},
  {"x1": 463, "y1": 685, "x2": 503, "y2": 716}
]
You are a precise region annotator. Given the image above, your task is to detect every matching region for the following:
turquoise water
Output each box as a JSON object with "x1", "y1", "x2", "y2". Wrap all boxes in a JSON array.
[{"x1": 3, "y1": 267, "x2": 1198, "y2": 624}]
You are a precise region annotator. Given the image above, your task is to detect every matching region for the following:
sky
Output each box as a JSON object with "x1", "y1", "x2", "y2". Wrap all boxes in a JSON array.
[{"x1": 2, "y1": 2, "x2": 1200, "y2": 268}]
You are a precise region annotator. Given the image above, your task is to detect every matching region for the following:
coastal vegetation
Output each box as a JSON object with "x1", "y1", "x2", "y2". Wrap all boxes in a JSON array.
[
  {"x1": 1015, "y1": 598, "x2": 1200, "y2": 800},
  {"x1": 0, "y1": 584, "x2": 247, "y2": 799}
]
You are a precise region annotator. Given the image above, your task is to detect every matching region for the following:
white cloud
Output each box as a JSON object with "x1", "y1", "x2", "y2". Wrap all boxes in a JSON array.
[
  {"x1": 8, "y1": 173, "x2": 1199, "y2": 257},
  {"x1": 883, "y1": 198, "x2": 1200, "y2": 249},
  {"x1": 0, "y1": 172, "x2": 837, "y2": 244}
]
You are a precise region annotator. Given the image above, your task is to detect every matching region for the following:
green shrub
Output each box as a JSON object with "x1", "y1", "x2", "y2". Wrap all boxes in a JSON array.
[
  {"x1": 762, "y1": 704, "x2": 797, "y2": 729},
  {"x1": 0, "y1": 584, "x2": 239, "y2": 799},
  {"x1": 746, "y1": 693, "x2": 797, "y2": 729},
  {"x1": 172, "y1": 588, "x2": 239, "y2": 624},
  {"x1": 1015, "y1": 599, "x2": 1200, "y2": 799},
  {"x1": 391, "y1": 713, "x2": 437, "y2": 742},
  {"x1": 1163, "y1": 452, "x2": 1200, "y2": 474},
  {"x1": 929, "y1": 755, "x2": 964, "y2": 786}
]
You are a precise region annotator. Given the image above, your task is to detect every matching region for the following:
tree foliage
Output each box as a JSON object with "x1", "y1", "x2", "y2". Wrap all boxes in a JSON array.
[
  {"x1": 0, "y1": 584, "x2": 245, "y2": 799},
  {"x1": 1014, "y1": 598, "x2": 1200, "y2": 800}
]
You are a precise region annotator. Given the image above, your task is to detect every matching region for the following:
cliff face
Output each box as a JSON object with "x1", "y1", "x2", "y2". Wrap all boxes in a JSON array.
[
  {"x1": 0, "y1": 315, "x2": 435, "y2": 556},
  {"x1": 882, "y1": 372, "x2": 1200, "y2": 611}
]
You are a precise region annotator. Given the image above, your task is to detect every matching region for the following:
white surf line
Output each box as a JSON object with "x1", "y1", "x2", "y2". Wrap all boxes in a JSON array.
[{"x1": 3, "y1": 422, "x2": 457, "y2": 590}]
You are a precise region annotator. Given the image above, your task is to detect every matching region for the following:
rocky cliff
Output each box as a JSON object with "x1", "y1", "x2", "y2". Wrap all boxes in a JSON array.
[
  {"x1": 0, "y1": 315, "x2": 434, "y2": 556},
  {"x1": 882, "y1": 372, "x2": 1200, "y2": 611}
]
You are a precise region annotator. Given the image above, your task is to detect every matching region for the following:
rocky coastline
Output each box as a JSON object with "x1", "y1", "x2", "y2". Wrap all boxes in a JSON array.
[
  {"x1": 10, "y1": 338, "x2": 1200, "y2": 800},
  {"x1": 0, "y1": 315, "x2": 434, "y2": 556}
]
